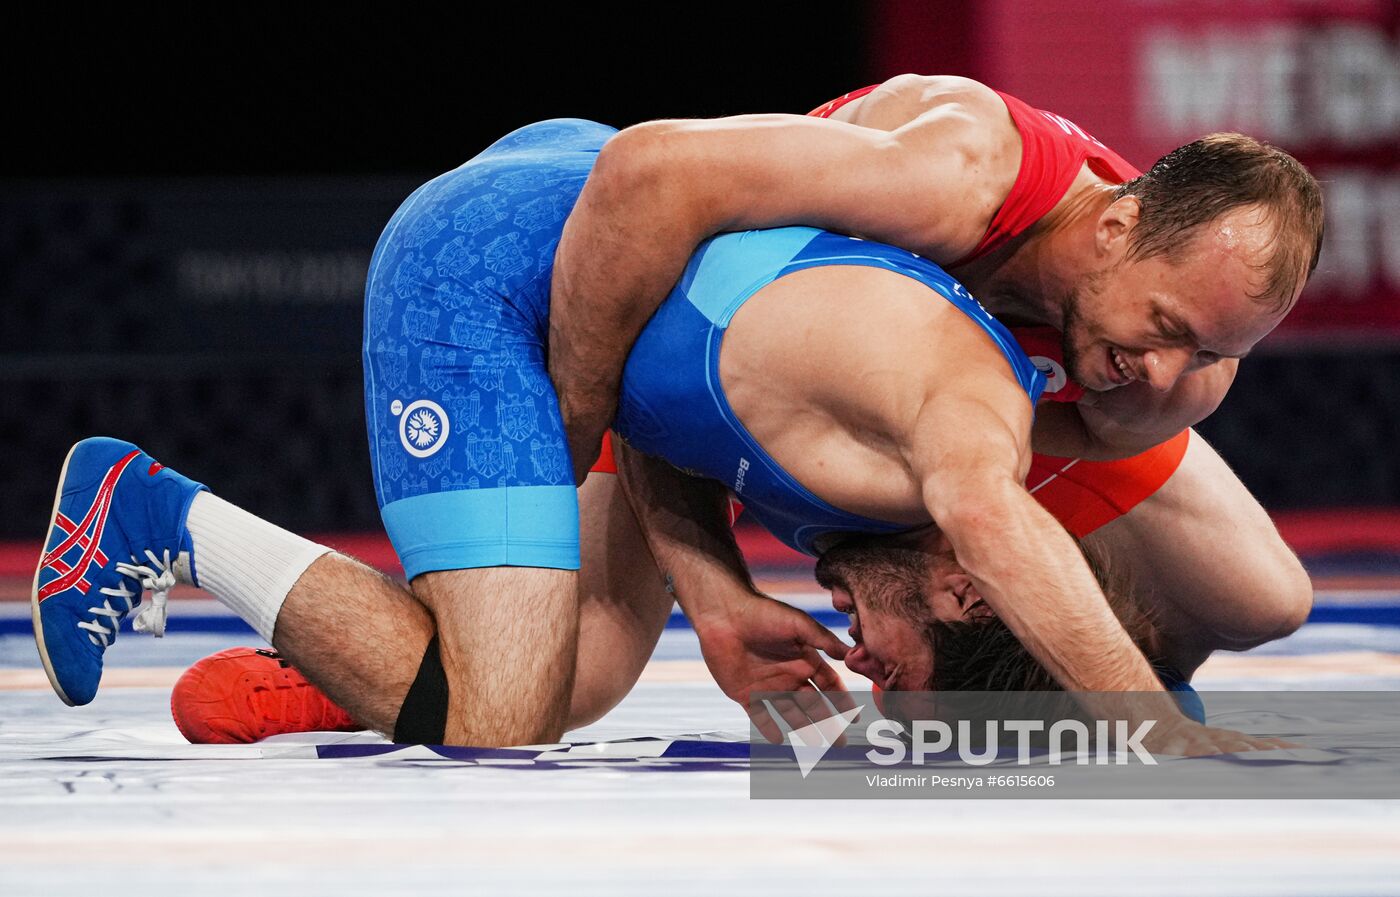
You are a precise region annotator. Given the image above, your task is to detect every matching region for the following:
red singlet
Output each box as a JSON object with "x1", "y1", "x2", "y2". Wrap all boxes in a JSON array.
[{"x1": 591, "y1": 85, "x2": 1188, "y2": 539}]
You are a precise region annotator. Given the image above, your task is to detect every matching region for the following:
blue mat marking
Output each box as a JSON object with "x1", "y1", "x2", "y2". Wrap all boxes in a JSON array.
[{"x1": 3, "y1": 605, "x2": 1400, "y2": 636}]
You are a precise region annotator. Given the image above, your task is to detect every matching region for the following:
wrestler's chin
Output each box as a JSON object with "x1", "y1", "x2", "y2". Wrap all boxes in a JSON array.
[
  {"x1": 1081, "y1": 375, "x2": 1123, "y2": 393},
  {"x1": 1067, "y1": 364, "x2": 1109, "y2": 393}
]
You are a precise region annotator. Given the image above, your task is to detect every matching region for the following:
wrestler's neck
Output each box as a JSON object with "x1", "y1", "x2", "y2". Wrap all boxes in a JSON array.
[{"x1": 956, "y1": 170, "x2": 1118, "y2": 331}]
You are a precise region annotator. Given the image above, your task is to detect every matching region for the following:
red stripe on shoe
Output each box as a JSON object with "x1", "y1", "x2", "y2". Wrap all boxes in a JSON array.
[{"x1": 38, "y1": 450, "x2": 141, "y2": 601}]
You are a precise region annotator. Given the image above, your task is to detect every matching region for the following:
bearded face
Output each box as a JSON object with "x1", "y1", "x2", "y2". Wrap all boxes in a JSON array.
[{"x1": 814, "y1": 534, "x2": 988, "y2": 691}]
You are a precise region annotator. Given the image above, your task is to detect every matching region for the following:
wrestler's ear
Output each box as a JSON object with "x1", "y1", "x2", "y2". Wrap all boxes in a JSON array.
[
  {"x1": 952, "y1": 576, "x2": 995, "y2": 620},
  {"x1": 1097, "y1": 194, "x2": 1142, "y2": 257}
]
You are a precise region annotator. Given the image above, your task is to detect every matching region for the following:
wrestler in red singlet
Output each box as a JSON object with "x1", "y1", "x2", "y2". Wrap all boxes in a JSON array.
[
  {"x1": 814, "y1": 87, "x2": 1191, "y2": 538},
  {"x1": 592, "y1": 86, "x2": 1191, "y2": 539}
]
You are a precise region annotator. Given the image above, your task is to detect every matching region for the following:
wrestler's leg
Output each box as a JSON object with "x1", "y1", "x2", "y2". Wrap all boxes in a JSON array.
[
  {"x1": 266, "y1": 555, "x2": 579, "y2": 746},
  {"x1": 352, "y1": 118, "x2": 619, "y2": 746},
  {"x1": 266, "y1": 470, "x2": 665, "y2": 741},
  {"x1": 1081, "y1": 430, "x2": 1313, "y2": 675},
  {"x1": 408, "y1": 567, "x2": 577, "y2": 745},
  {"x1": 270, "y1": 552, "x2": 432, "y2": 734},
  {"x1": 399, "y1": 470, "x2": 672, "y2": 740},
  {"x1": 403, "y1": 466, "x2": 671, "y2": 732},
  {"x1": 272, "y1": 472, "x2": 665, "y2": 739},
  {"x1": 567, "y1": 470, "x2": 672, "y2": 727}
]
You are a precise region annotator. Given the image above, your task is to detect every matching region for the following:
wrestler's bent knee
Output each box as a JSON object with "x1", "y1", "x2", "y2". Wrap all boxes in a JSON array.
[
  {"x1": 1256, "y1": 552, "x2": 1314, "y2": 641},
  {"x1": 393, "y1": 635, "x2": 449, "y2": 744}
]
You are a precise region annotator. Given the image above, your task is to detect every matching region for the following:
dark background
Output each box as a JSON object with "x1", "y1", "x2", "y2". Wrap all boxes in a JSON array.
[{"x1": 2, "y1": 5, "x2": 1395, "y2": 539}]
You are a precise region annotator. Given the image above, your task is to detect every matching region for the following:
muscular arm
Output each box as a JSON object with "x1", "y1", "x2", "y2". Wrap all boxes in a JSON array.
[
  {"x1": 549, "y1": 85, "x2": 1017, "y2": 479},
  {"x1": 909, "y1": 374, "x2": 1165, "y2": 693},
  {"x1": 611, "y1": 439, "x2": 851, "y2": 741},
  {"x1": 1031, "y1": 361, "x2": 1237, "y2": 459},
  {"x1": 610, "y1": 437, "x2": 755, "y2": 622},
  {"x1": 919, "y1": 385, "x2": 1304, "y2": 750}
]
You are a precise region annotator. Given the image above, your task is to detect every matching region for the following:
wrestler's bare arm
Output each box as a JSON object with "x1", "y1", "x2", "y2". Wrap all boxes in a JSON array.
[
  {"x1": 610, "y1": 437, "x2": 757, "y2": 615},
  {"x1": 1032, "y1": 361, "x2": 1238, "y2": 459},
  {"x1": 902, "y1": 359, "x2": 1167, "y2": 694},
  {"x1": 548, "y1": 88, "x2": 1019, "y2": 480},
  {"x1": 611, "y1": 439, "x2": 851, "y2": 742}
]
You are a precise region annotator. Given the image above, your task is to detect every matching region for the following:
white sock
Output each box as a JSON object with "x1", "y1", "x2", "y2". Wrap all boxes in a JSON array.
[{"x1": 183, "y1": 492, "x2": 331, "y2": 643}]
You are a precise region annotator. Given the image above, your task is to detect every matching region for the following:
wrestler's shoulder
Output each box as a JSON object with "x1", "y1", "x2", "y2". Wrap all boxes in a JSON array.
[
  {"x1": 864, "y1": 75, "x2": 1014, "y2": 131},
  {"x1": 859, "y1": 75, "x2": 1021, "y2": 189},
  {"x1": 877, "y1": 74, "x2": 1002, "y2": 106},
  {"x1": 858, "y1": 270, "x2": 1030, "y2": 382}
]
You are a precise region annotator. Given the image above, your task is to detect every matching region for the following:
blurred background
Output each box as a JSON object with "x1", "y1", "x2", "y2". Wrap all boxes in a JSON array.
[{"x1": 3, "y1": 1, "x2": 1397, "y2": 571}]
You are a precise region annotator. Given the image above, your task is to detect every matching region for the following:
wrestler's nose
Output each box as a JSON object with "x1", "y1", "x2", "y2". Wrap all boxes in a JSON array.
[{"x1": 1142, "y1": 347, "x2": 1193, "y2": 392}]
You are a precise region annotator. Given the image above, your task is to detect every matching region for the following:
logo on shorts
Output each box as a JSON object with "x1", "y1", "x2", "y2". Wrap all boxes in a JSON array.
[
  {"x1": 398, "y1": 399, "x2": 451, "y2": 458},
  {"x1": 1030, "y1": 356, "x2": 1068, "y2": 394}
]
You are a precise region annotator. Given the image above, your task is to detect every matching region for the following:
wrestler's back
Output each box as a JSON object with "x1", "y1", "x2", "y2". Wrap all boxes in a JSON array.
[
  {"x1": 615, "y1": 227, "x2": 1044, "y2": 554},
  {"x1": 719, "y1": 263, "x2": 1020, "y2": 524},
  {"x1": 820, "y1": 74, "x2": 1005, "y2": 131}
]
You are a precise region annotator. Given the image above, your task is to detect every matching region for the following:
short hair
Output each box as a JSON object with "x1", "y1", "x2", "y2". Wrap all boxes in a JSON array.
[
  {"x1": 1113, "y1": 133, "x2": 1324, "y2": 310},
  {"x1": 928, "y1": 541, "x2": 1160, "y2": 692}
]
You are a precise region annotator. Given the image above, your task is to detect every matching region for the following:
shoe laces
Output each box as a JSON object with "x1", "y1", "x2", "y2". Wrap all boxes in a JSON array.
[
  {"x1": 247, "y1": 662, "x2": 315, "y2": 737},
  {"x1": 82, "y1": 548, "x2": 177, "y2": 646},
  {"x1": 231, "y1": 652, "x2": 355, "y2": 739}
]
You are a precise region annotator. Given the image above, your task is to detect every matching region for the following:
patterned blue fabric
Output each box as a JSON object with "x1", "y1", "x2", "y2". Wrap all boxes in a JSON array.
[
  {"x1": 363, "y1": 118, "x2": 616, "y2": 576},
  {"x1": 615, "y1": 228, "x2": 1047, "y2": 557}
]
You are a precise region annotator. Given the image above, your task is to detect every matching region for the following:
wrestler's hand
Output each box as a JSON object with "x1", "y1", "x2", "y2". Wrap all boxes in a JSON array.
[
  {"x1": 1140, "y1": 717, "x2": 1299, "y2": 757},
  {"x1": 692, "y1": 593, "x2": 856, "y2": 744}
]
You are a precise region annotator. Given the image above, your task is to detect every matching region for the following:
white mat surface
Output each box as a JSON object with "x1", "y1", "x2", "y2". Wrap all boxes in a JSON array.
[{"x1": 3, "y1": 625, "x2": 1399, "y2": 896}]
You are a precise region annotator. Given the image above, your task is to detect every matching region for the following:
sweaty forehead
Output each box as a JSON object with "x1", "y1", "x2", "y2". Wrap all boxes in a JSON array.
[
  {"x1": 1168, "y1": 222, "x2": 1287, "y2": 340},
  {"x1": 1198, "y1": 205, "x2": 1281, "y2": 268}
]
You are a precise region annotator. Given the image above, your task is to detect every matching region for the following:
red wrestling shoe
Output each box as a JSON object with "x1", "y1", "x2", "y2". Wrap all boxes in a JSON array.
[{"x1": 171, "y1": 647, "x2": 364, "y2": 744}]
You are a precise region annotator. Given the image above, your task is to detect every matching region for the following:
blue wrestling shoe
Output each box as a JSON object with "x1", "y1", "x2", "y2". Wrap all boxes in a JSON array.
[{"x1": 31, "y1": 438, "x2": 206, "y2": 706}]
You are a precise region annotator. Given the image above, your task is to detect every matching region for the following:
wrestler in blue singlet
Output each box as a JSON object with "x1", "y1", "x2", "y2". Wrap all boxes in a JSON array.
[
  {"x1": 363, "y1": 119, "x2": 1200, "y2": 718},
  {"x1": 611, "y1": 227, "x2": 1206, "y2": 720},
  {"x1": 364, "y1": 117, "x2": 1043, "y2": 574},
  {"x1": 364, "y1": 119, "x2": 616, "y2": 577},
  {"x1": 615, "y1": 228, "x2": 1047, "y2": 556}
]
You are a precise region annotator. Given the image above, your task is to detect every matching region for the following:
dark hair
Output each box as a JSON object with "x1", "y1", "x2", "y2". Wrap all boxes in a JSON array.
[
  {"x1": 927, "y1": 541, "x2": 1160, "y2": 692},
  {"x1": 1113, "y1": 133, "x2": 1324, "y2": 309}
]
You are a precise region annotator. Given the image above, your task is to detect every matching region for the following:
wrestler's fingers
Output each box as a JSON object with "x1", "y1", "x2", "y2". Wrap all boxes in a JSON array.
[
  {"x1": 791, "y1": 681, "x2": 834, "y2": 723},
  {"x1": 787, "y1": 683, "x2": 846, "y2": 747},
  {"x1": 1215, "y1": 730, "x2": 1291, "y2": 753},
  {"x1": 1247, "y1": 735, "x2": 1301, "y2": 751},
  {"x1": 1248, "y1": 734, "x2": 1295, "y2": 748},
  {"x1": 809, "y1": 654, "x2": 858, "y2": 716},
  {"x1": 797, "y1": 615, "x2": 849, "y2": 660},
  {"x1": 747, "y1": 701, "x2": 784, "y2": 745},
  {"x1": 767, "y1": 694, "x2": 818, "y2": 741},
  {"x1": 803, "y1": 679, "x2": 859, "y2": 747}
]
